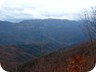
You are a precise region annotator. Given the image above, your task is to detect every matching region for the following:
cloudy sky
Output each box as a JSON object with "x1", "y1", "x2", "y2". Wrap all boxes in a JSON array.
[{"x1": 0, "y1": 0, "x2": 96, "y2": 22}]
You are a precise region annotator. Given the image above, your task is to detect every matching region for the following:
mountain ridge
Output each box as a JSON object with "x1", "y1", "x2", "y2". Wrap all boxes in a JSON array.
[{"x1": 0, "y1": 19, "x2": 86, "y2": 45}]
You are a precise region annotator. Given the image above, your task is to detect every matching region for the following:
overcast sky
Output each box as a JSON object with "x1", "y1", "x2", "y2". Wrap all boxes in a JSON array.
[{"x1": 0, "y1": 0, "x2": 96, "y2": 22}]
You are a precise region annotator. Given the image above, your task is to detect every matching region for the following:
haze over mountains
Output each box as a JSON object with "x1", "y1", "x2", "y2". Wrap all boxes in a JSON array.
[
  {"x1": 0, "y1": 19, "x2": 86, "y2": 45},
  {"x1": 0, "y1": 19, "x2": 88, "y2": 57},
  {"x1": 0, "y1": 19, "x2": 88, "y2": 58}
]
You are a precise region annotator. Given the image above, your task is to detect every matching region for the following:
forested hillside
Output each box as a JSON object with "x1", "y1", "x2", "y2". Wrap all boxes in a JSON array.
[{"x1": 17, "y1": 41, "x2": 96, "y2": 72}]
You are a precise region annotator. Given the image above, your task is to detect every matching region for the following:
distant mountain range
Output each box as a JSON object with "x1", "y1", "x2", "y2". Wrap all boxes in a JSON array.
[{"x1": 0, "y1": 19, "x2": 87, "y2": 45}]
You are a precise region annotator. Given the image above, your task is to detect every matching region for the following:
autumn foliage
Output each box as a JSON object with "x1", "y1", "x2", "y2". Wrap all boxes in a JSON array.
[
  {"x1": 0, "y1": 41, "x2": 96, "y2": 72},
  {"x1": 18, "y1": 52, "x2": 94, "y2": 72},
  {"x1": 67, "y1": 55, "x2": 89, "y2": 72}
]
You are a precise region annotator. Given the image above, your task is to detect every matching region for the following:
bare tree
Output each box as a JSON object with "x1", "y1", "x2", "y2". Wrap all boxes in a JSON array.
[
  {"x1": 84, "y1": 7, "x2": 96, "y2": 39},
  {"x1": 83, "y1": 7, "x2": 96, "y2": 62}
]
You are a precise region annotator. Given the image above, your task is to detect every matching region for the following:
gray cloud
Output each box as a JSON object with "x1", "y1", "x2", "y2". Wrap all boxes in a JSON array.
[{"x1": 0, "y1": 0, "x2": 96, "y2": 22}]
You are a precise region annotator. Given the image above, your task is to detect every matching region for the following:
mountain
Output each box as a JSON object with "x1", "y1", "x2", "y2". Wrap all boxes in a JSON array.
[
  {"x1": 0, "y1": 19, "x2": 86, "y2": 45},
  {"x1": 0, "y1": 19, "x2": 89, "y2": 72},
  {"x1": 17, "y1": 41, "x2": 96, "y2": 72},
  {"x1": 0, "y1": 43, "x2": 63, "y2": 71}
]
